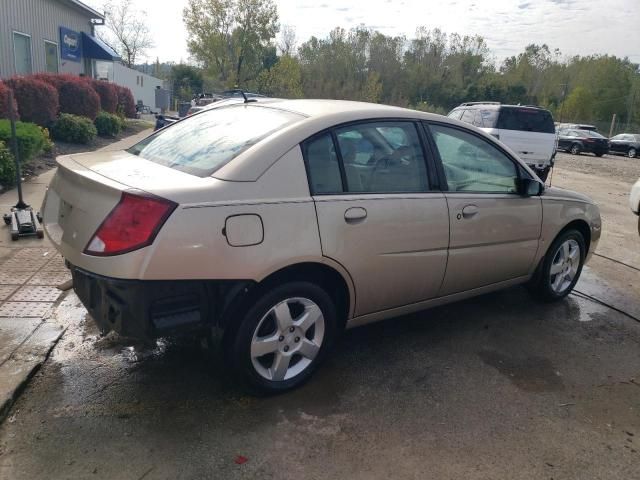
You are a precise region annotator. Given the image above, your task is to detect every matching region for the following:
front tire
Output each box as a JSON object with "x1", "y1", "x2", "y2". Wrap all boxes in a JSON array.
[
  {"x1": 225, "y1": 281, "x2": 337, "y2": 394},
  {"x1": 629, "y1": 148, "x2": 637, "y2": 158},
  {"x1": 570, "y1": 144, "x2": 581, "y2": 155},
  {"x1": 528, "y1": 229, "x2": 585, "y2": 302}
]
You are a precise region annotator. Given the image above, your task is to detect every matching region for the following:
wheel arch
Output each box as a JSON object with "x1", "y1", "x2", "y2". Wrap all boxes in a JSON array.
[
  {"x1": 556, "y1": 219, "x2": 592, "y2": 255},
  {"x1": 219, "y1": 260, "x2": 354, "y2": 334}
]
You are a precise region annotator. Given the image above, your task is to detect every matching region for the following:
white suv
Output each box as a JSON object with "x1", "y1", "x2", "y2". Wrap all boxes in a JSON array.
[{"x1": 448, "y1": 102, "x2": 557, "y2": 181}]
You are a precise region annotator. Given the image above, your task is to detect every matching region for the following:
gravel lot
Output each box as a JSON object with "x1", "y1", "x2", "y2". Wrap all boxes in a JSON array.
[{"x1": 553, "y1": 150, "x2": 640, "y2": 184}]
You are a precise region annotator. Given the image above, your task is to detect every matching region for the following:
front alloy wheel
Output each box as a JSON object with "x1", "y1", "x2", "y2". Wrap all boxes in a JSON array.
[
  {"x1": 528, "y1": 229, "x2": 585, "y2": 302},
  {"x1": 570, "y1": 144, "x2": 580, "y2": 155},
  {"x1": 549, "y1": 239, "x2": 581, "y2": 295}
]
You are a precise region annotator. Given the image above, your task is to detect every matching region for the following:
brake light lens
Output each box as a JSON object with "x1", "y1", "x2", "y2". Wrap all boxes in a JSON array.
[{"x1": 84, "y1": 192, "x2": 177, "y2": 256}]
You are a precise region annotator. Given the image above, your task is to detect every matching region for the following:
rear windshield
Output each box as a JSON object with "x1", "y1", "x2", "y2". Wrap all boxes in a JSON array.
[
  {"x1": 485, "y1": 107, "x2": 555, "y2": 133},
  {"x1": 128, "y1": 105, "x2": 304, "y2": 177}
]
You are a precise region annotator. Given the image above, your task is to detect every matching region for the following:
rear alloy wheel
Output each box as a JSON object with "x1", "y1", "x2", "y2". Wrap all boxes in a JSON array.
[
  {"x1": 227, "y1": 281, "x2": 337, "y2": 394},
  {"x1": 570, "y1": 144, "x2": 581, "y2": 155},
  {"x1": 629, "y1": 148, "x2": 637, "y2": 158},
  {"x1": 528, "y1": 229, "x2": 585, "y2": 302}
]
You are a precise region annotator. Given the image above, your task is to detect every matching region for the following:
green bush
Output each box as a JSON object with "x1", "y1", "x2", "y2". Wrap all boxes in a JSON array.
[
  {"x1": 0, "y1": 141, "x2": 17, "y2": 189},
  {"x1": 0, "y1": 119, "x2": 46, "y2": 162},
  {"x1": 94, "y1": 111, "x2": 121, "y2": 137},
  {"x1": 51, "y1": 113, "x2": 97, "y2": 144}
]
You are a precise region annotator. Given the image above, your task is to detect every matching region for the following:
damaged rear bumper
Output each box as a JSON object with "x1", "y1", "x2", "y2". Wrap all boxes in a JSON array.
[{"x1": 71, "y1": 266, "x2": 251, "y2": 341}]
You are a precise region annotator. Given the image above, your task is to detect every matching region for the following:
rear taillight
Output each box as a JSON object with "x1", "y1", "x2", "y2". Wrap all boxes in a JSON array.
[{"x1": 84, "y1": 192, "x2": 177, "y2": 256}]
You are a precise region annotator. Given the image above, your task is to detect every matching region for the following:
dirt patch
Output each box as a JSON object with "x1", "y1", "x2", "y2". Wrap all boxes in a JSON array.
[{"x1": 553, "y1": 151, "x2": 640, "y2": 184}]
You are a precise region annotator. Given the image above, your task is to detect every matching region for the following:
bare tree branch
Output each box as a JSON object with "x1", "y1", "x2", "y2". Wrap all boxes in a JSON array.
[{"x1": 98, "y1": 0, "x2": 154, "y2": 68}]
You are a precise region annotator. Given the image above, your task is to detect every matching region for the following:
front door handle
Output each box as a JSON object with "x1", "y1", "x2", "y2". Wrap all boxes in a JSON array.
[
  {"x1": 344, "y1": 207, "x2": 367, "y2": 223},
  {"x1": 461, "y1": 204, "x2": 479, "y2": 219}
]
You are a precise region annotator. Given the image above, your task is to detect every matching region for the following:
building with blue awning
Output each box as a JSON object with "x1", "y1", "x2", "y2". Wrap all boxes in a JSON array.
[{"x1": 0, "y1": 0, "x2": 164, "y2": 110}]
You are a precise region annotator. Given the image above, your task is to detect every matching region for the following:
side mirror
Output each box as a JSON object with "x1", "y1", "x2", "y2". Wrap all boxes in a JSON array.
[{"x1": 517, "y1": 177, "x2": 544, "y2": 196}]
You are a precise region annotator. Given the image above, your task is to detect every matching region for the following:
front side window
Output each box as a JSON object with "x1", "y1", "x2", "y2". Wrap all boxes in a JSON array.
[
  {"x1": 13, "y1": 32, "x2": 32, "y2": 75},
  {"x1": 430, "y1": 124, "x2": 519, "y2": 194},
  {"x1": 335, "y1": 122, "x2": 429, "y2": 193},
  {"x1": 44, "y1": 41, "x2": 58, "y2": 73},
  {"x1": 128, "y1": 105, "x2": 304, "y2": 177}
]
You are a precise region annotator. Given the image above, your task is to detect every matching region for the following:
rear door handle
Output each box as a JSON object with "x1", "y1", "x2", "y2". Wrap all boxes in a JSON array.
[
  {"x1": 461, "y1": 204, "x2": 479, "y2": 219},
  {"x1": 344, "y1": 207, "x2": 367, "y2": 223}
]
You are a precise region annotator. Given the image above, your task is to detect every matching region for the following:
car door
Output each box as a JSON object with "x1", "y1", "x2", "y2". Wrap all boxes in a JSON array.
[
  {"x1": 303, "y1": 120, "x2": 450, "y2": 317},
  {"x1": 557, "y1": 129, "x2": 572, "y2": 150},
  {"x1": 425, "y1": 123, "x2": 542, "y2": 295},
  {"x1": 610, "y1": 134, "x2": 627, "y2": 154}
]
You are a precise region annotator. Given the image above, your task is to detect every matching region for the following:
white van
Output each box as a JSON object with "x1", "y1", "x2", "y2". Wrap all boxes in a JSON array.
[{"x1": 448, "y1": 102, "x2": 557, "y2": 181}]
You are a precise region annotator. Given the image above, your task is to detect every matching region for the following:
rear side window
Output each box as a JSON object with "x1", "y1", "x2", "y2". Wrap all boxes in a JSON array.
[
  {"x1": 128, "y1": 105, "x2": 303, "y2": 177},
  {"x1": 495, "y1": 107, "x2": 555, "y2": 133},
  {"x1": 460, "y1": 109, "x2": 476, "y2": 124},
  {"x1": 304, "y1": 133, "x2": 343, "y2": 194},
  {"x1": 335, "y1": 122, "x2": 428, "y2": 193},
  {"x1": 479, "y1": 109, "x2": 499, "y2": 128},
  {"x1": 303, "y1": 121, "x2": 430, "y2": 194},
  {"x1": 448, "y1": 109, "x2": 463, "y2": 120}
]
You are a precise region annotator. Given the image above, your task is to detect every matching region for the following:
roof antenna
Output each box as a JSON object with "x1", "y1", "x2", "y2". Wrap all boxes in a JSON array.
[{"x1": 227, "y1": 89, "x2": 256, "y2": 104}]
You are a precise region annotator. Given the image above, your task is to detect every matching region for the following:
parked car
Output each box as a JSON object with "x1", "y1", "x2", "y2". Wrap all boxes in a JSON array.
[
  {"x1": 557, "y1": 123, "x2": 598, "y2": 132},
  {"x1": 557, "y1": 128, "x2": 609, "y2": 156},
  {"x1": 154, "y1": 94, "x2": 272, "y2": 131},
  {"x1": 186, "y1": 106, "x2": 206, "y2": 116},
  {"x1": 42, "y1": 100, "x2": 601, "y2": 393},
  {"x1": 154, "y1": 114, "x2": 180, "y2": 131},
  {"x1": 448, "y1": 102, "x2": 556, "y2": 181},
  {"x1": 609, "y1": 133, "x2": 640, "y2": 158},
  {"x1": 631, "y1": 178, "x2": 640, "y2": 234}
]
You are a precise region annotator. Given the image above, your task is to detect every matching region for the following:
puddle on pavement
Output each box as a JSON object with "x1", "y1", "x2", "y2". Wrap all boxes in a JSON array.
[{"x1": 478, "y1": 350, "x2": 564, "y2": 392}]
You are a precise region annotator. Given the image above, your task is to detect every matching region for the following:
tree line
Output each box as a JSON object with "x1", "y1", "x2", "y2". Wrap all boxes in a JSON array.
[{"x1": 167, "y1": 0, "x2": 640, "y2": 131}]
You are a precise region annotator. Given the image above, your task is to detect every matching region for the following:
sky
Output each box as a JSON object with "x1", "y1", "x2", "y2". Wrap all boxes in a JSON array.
[{"x1": 83, "y1": 0, "x2": 640, "y2": 66}]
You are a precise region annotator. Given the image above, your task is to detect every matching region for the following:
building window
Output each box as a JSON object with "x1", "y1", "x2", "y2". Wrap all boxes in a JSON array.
[
  {"x1": 13, "y1": 32, "x2": 32, "y2": 75},
  {"x1": 92, "y1": 60, "x2": 113, "y2": 81},
  {"x1": 44, "y1": 41, "x2": 59, "y2": 73}
]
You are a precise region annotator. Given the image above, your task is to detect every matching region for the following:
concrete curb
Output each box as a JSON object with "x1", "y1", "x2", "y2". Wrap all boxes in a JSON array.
[{"x1": 0, "y1": 321, "x2": 65, "y2": 423}]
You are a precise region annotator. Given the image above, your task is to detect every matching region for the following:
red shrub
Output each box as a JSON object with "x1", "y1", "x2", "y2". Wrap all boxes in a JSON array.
[
  {"x1": 58, "y1": 80, "x2": 100, "y2": 119},
  {"x1": 3, "y1": 77, "x2": 58, "y2": 126},
  {"x1": 31, "y1": 73, "x2": 100, "y2": 120},
  {"x1": 115, "y1": 85, "x2": 136, "y2": 118},
  {"x1": 91, "y1": 80, "x2": 119, "y2": 113},
  {"x1": 0, "y1": 83, "x2": 19, "y2": 120},
  {"x1": 31, "y1": 72, "x2": 74, "y2": 90}
]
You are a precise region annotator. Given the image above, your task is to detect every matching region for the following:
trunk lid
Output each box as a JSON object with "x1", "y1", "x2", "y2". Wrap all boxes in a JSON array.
[{"x1": 42, "y1": 151, "x2": 214, "y2": 254}]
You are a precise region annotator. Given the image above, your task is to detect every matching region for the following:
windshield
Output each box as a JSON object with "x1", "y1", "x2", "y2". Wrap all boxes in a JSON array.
[
  {"x1": 490, "y1": 107, "x2": 555, "y2": 133},
  {"x1": 128, "y1": 105, "x2": 304, "y2": 177}
]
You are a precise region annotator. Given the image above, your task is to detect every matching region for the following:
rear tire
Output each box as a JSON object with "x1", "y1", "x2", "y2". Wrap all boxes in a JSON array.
[
  {"x1": 225, "y1": 281, "x2": 337, "y2": 394},
  {"x1": 528, "y1": 229, "x2": 585, "y2": 302},
  {"x1": 570, "y1": 144, "x2": 581, "y2": 155},
  {"x1": 595, "y1": 152, "x2": 604, "y2": 157}
]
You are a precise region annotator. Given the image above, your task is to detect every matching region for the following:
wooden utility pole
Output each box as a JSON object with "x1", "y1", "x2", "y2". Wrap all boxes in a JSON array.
[{"x1": 609, "y1": 113, "x2": 617, "y2": 138}]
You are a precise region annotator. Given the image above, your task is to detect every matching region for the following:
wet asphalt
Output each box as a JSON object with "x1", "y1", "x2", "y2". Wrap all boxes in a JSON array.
[{"x1": 0, "y1": 272, "x2": 639, "y2": 479}]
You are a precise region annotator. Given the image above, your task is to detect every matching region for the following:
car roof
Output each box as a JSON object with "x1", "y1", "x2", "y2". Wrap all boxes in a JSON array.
[
  {"x1": 211, "y1": 99, "x2": 532, "y2": 182},
  {"x1": 454, "y1": 103, "x2": 549, "y2": 111}
]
